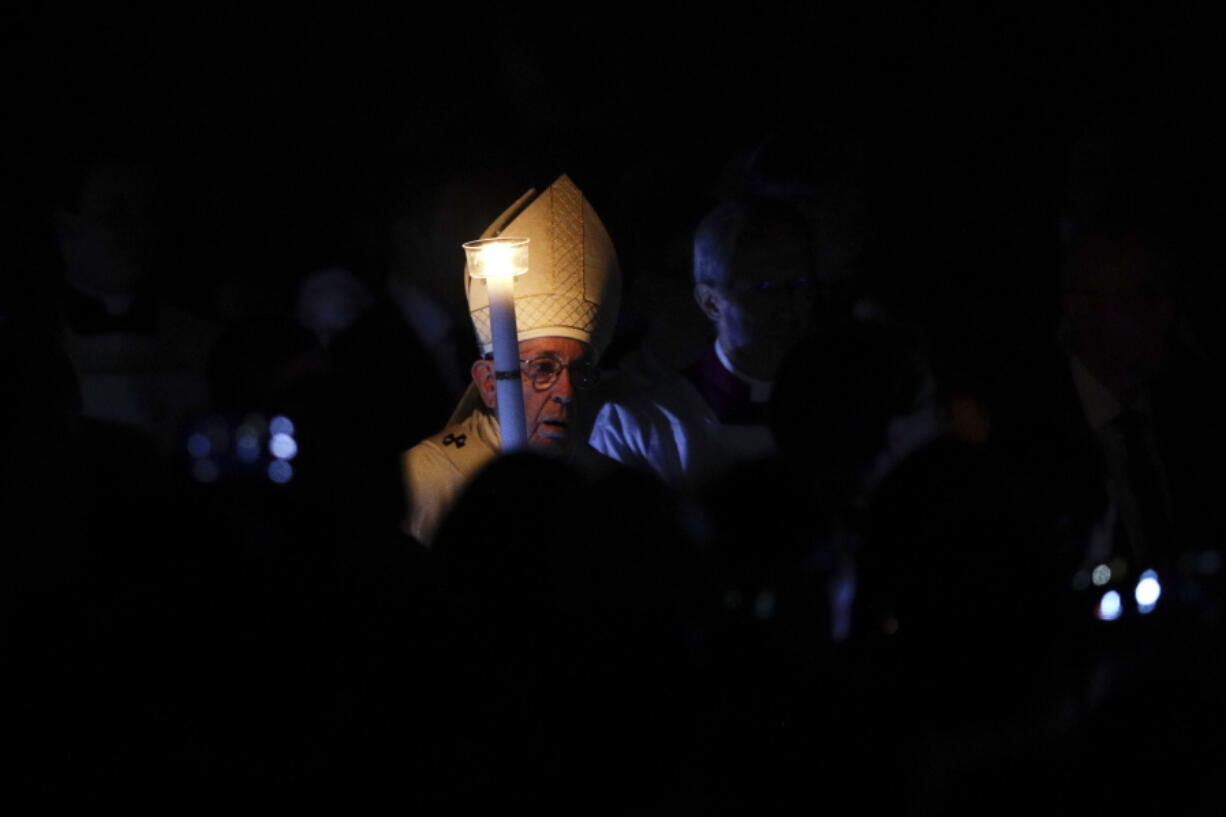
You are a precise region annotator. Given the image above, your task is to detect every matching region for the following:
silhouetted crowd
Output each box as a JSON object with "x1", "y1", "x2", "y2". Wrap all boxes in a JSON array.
[{"x1": 4, "y1": 116, "x2": 1225, "y2": 814}]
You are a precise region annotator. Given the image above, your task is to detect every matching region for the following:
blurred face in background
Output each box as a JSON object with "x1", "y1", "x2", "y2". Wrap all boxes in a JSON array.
[
  {"x1": 55, "y1": 162, "x2": 161, "y2": 294},
  {"x1": 696, "y1": 225, "x2": 818, "y2": 381},
  {"x1": 1062, "y1": 235, "x2": 1177, "y2": 402}
]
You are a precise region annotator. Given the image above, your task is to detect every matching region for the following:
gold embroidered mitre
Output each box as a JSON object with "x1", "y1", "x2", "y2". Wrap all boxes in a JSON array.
[{"x1": 465, "y1": 174, "x2": 621, "y2": 358}]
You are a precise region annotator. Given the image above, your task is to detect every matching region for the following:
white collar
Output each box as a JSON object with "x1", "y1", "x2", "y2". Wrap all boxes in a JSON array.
[{"x1": 715, "y1": 340, "x2": 773, "y2": 403}]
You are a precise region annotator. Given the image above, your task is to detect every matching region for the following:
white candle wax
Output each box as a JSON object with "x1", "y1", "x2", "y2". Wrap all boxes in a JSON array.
[{"x1": 486, "y1": 272, "x2": 528, "y2": 451}]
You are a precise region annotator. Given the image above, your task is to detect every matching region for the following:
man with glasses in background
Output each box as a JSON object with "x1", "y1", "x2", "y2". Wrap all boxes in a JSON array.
[{"x1": 590, "y1": 196, "x2": 819, "y2": 486}]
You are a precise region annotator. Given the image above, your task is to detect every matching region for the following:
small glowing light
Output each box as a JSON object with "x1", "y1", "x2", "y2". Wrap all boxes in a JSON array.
[
  {"x1": 483, "y1": 240, "x2": 511, "y2": 277},
  {"x1": 1091, "y1": 564, "x2": 1112, "y2": 586},
  {"x1": 881, "y1": 617, "x2": 900, "y2": 636},
  {"x1": 753, "y1": 589, "x2": 775, "y2": 621},
  {"x1": 187, "y1": 433, "x2": 211, "y2": 458},
  {"x1": 191, "y1": 459, "x2": 219, "y2": 484},
  {"x1": 269, "y1": 432, "x2": 298, "y2": 460},
  {"x1": 237, "y1": 431, "x2": 260, "y2": 462},
  {"x1": 1097, "y1": 590, "x2": 1122, "y2": 621},
  {"x1": 270, "y1": 415, "x2": 295, "y2": 436},
  {"x1": 1135, "y1": 570, "x2": 1161, "y2": 613},
  {"x1": 268, "y1": 459, "x2": 293, "y2": 484}
]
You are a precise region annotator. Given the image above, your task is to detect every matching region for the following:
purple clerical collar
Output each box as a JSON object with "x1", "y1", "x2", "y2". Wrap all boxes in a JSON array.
[
  {"x1": 684, "y1": 342, "x2": 772, "y2": 426},
  {"x1": 714, "y1": 340, "x2": 774, "y2": 402}
]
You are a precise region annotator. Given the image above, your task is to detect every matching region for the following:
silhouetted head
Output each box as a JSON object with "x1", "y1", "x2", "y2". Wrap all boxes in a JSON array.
[
  {"x1": 771, "y1": 320, "x2": 933, "y2": 500},
  {"x1": 53, "y1": 160, "x2": 161, "y2": 295},
  {"x1": 1061, "y1": 232, "x2": 1179, "y2": 402}
]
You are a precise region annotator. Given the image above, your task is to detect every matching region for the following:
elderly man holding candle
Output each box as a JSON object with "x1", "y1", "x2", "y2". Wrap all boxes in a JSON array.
[{"x1": 401, "y1": 175, "x2": 621, "y2": 544}]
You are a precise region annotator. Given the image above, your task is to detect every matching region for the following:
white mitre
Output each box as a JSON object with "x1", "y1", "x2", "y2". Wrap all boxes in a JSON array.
[{"x1": 465, "y1": 173, "x2": 621, "y2": 359}]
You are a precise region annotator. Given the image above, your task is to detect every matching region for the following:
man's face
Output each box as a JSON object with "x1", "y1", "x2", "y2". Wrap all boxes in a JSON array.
[
  {"x1": 697, "y1": 233, "x2": 817, "y2": 380},
  {"x1": 474, "y1": 337, "x2": 593, "y2": 451}
]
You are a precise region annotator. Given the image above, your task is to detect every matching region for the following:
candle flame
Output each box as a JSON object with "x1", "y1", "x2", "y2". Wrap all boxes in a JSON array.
[
  {"x1": 482, "y1": 239, "x2": 513, "y2": 279},
  {"x1": 464, "y1": 237, "x2": 529, "y2": 280}
]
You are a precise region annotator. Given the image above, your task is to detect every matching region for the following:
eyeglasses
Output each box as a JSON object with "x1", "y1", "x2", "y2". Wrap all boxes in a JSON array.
[{"x1": 520, "y1": 353, "x2": 600, "y2": 391}]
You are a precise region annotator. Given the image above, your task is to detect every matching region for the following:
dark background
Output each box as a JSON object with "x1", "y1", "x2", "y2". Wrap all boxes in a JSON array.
[
  {"x1": 4, "y1": 5, "x2": 1225, "y2": 808},
  {"x1": 5, "y1": 2, "x2": 1224, "y2": 354}
]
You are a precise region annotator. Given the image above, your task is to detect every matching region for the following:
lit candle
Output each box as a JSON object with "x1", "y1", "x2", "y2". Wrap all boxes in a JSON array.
[{"x1": 463, "y1": 237, "x2": 530, "y2": 452}]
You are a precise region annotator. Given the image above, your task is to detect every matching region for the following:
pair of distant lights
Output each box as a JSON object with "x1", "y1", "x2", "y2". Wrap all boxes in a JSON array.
[{"x1": 1096, "y1": 568, "x2": 1162, "y2": 621}]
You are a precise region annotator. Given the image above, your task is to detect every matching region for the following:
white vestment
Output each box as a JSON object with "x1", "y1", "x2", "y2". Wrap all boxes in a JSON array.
[
  {"x1": 589, "y1": 345, "x2": 775, "y2": 486},
  {"x1": 402, "y1": 406, "x2": 501, "y2": 544}
]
